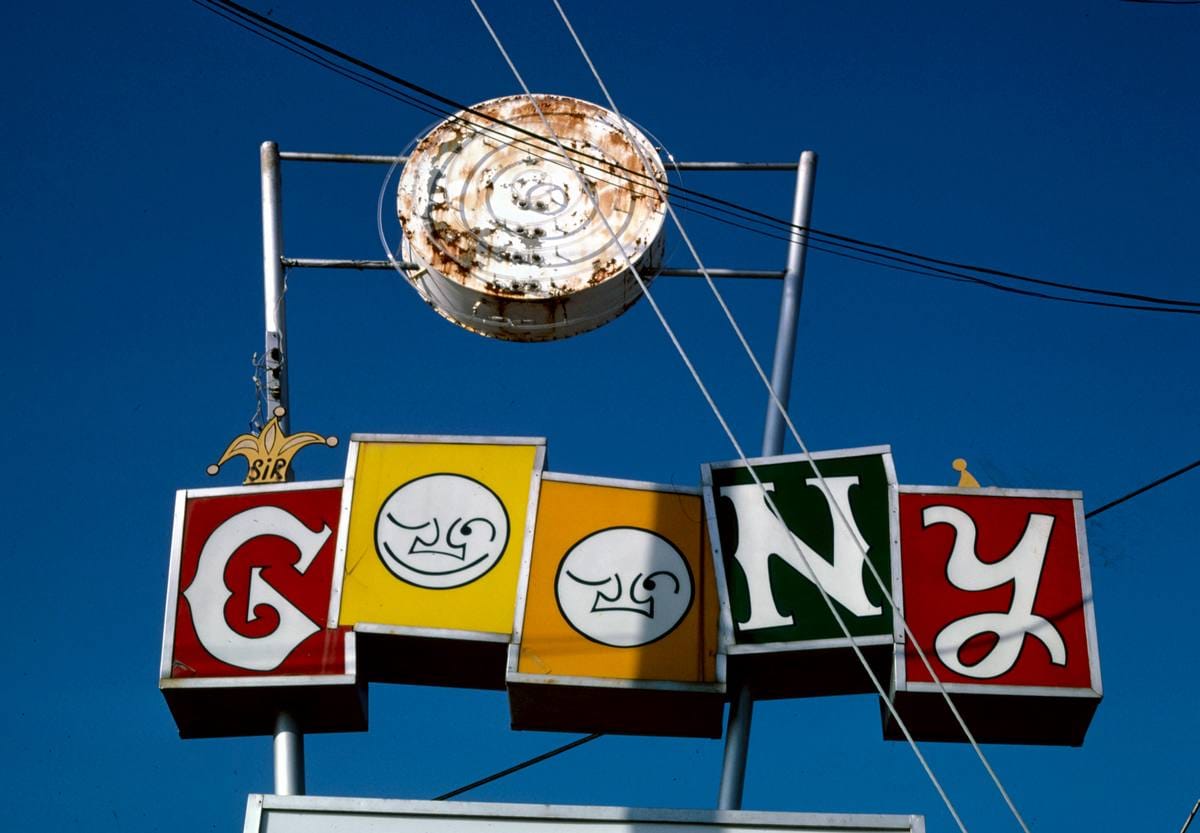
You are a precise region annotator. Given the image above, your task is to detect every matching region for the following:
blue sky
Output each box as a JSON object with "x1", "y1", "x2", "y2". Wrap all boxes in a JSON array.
[{"x1": 3, "y1": 2, "x2": 1198, "y2": 831}]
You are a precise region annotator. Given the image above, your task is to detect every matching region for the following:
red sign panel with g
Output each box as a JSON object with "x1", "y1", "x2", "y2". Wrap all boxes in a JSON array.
[{"x1": 167, "y1": 483, "x2": 346, "y2": 679}]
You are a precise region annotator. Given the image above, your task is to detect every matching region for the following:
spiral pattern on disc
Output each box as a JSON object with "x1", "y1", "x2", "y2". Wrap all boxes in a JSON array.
[{"x1": 397, "y1": 94, "x2": 667, "y2": 304}]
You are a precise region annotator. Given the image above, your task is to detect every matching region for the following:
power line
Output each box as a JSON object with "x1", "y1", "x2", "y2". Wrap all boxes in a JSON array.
[
  {"x1": 190, "y1": 0, "x2": 1194, "y2": 814},
  {"x1": 193, "y1": 0, "x2": 1200, "y2": 317},
  {"x1": 432, "y1": 733, "x2": 602, "y2": 801},
  {"x1": 1179, "y1": 798, "x2": 1200, "y2": 833},
  {"x1": 470, "y1": 3, "x2": 979, "y2": 829},
  {"x1": 1085, "y1": 458, "x2": 1200, "y2": 519},
  {"x1": 672, "y1": 202, "x2": 1200, "y2": 316},
  {"x1": 416, "y1": 456, "x2": 1200, "y2": 803}
]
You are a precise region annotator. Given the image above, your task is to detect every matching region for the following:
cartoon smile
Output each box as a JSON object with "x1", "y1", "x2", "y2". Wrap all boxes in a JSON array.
[
  {"x1": 555, "y1": 527, "x2": 694, "y2": 648},
  {"x1": 374, "y1": 474, "x2": 510, "y2": 589},
  {"x1": 564, "y1": 569, "x2": 683, "y2": 618}
]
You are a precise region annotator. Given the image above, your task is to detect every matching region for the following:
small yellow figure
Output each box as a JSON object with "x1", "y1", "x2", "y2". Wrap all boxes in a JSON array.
[
  {"x1": 207, "y1": 407, "x2": 338, "y2": 485},
  {"x1": 952, "y1": 458, "x2": 981, "y2": 488}
]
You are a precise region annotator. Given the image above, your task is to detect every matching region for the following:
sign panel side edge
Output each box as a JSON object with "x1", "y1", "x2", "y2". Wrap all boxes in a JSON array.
[
  {"x1": 700, "y1": 477, "x2": 737, "y2": 657},
  {"x1": 348, "y1": 433, "x2": 548, "y2": 447},
  {"x1": 343, "y1": 629, "x2": 358, "y2": 677},
  {"x1": 891, "y1": 494, "x2": 908, "y2": 692},
  {"x1": 898, "y1": 483, "x2": 1084, "y2": 500},
  {"x1": 242, "y1": 794, "x2": 265, "y2": 833},
  {"x1": 248, "y1": 795, "x2": 923, "y2": 830},
  {"x1": 508, "y1": 457, "x2": 546, "y2": 668},
  {"x1": 327, "y1": 440, "x2": 360, "y2": 628},
  {"x1": 1073, "y1": 496, "x2": 1103, "y2": 696},
  {"x1": 888, "y1": 479, "x2": 904, "y2": 646},
  {"x1": 704, "y1": 443, "x2": 896, "y2": 473},
  {"x1": 543, "y1": 469, "x2": 701, "y2": 495},
  {"x1": 160, "y1": 489, "x2": 189, "y2": 682}
]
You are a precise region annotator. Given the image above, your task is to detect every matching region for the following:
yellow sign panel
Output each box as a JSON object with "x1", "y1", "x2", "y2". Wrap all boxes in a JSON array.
[
  {"x1": 515, "y1": 475, "x2": 718, "y2": 683},
  {"x1": 333, "y1": 435, "x2": 544, "y2": 635}
]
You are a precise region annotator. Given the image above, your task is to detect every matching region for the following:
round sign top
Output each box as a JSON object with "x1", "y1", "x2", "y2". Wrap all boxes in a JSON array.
[{"x1": 397, "y1": 94, "x2": 667, "y2": 341}]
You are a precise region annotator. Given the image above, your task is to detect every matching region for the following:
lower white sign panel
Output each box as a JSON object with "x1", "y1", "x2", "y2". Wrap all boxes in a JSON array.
[{"x1": 245, "y1": 797, "x2": 924, "y2": 833}]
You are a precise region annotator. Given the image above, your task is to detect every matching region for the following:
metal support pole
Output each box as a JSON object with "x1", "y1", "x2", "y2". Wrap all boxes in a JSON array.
[
  {"x1": 273, "y1": 711, "x2": 306, "y2": 796},
  {"x1": 717, "y1": 684, "x2": 754, "y2": 809},
  {"x1": 261, "y1": 140, "x2": 291, "y2": 432},
  {"x1": 717, "y1": 151, "x2": 818, "y2": 810},
  {"x1": 761, "y1": 151, "x2": 818, "y2": 455},
  {"x1": 262, "y1": 142, "x2": 304, "y2": 794},
  {"x1": 276, "y1": 149, "x2": 797, "y2": 171}
]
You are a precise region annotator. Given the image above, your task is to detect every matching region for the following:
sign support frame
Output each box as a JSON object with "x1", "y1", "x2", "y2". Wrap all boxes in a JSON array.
[
  {"x1": 717, "y1": 151, "x2": 818, "y2": 810},
  {"x1": 260, "y1": 139, "x2": 305, "y2": 795},
  {"x1": 255, "y1": 143, "x2": 818, "y2": 806},
  {"x1": 273, "y1": 712, "x2": 305, "y2": 796}
]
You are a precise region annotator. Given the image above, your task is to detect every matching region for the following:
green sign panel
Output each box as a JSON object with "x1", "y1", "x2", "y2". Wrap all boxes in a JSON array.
[{"x1": 705, "y1": 447, "x2": 896, "y2": 647}]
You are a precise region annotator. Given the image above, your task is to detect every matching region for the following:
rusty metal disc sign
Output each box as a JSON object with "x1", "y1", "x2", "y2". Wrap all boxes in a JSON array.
[{"x1": 397, "y1": 94, "x2": 668, "y2": 341}]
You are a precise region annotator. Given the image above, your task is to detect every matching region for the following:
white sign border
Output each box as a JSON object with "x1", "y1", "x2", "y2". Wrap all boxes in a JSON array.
[{"x1": 244, "y1": 796, "x2": 925, "y2": 833}]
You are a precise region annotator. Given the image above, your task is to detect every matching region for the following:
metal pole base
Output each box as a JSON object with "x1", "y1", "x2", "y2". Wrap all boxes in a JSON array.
[
  {"x1": 273, "y1": 711, "x2": 305, "y2": 796},
  {"x1": 717, "y1": 684, "x2": 754, "y2": 809}
]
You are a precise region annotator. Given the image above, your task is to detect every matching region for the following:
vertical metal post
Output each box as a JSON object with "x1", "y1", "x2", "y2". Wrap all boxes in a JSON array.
[
  {"x1": 273, "y1": 711, "x2": 306, "y2": 796},
  {"x1": 761, "y1": 151, "x2": 818, "y2": 455},
  {"x1": 717, "y1": 684, "x2": 754, "y2": 809},
  {"x1": 717, "y1": 151, "x2": 818, "y2": 810},
  {"x1": 261, "y1": 140, "x2": 291, "y2": 433},
  {"x1": 262, "y1": 142, "x2": 303, "y2": 794}
]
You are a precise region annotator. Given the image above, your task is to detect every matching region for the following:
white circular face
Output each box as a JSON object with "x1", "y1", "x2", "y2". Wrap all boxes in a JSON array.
[
  {"x1": 397, "y1": 94, "x2": 666, "y2": 298},
  {"x1": 555, "y1": 527, "x2": 694, "y2": 648},
  {"x1": 394, "y1": 95, "x2": 668, "y2": 342},
  {"x1": 374, "y1": 474, "x2": 510, "y2": 589}
]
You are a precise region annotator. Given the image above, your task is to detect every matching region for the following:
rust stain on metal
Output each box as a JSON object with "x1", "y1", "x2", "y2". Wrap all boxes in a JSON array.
[{"x1": 397, "y1": 93, "x2": 667, "y2": 341}]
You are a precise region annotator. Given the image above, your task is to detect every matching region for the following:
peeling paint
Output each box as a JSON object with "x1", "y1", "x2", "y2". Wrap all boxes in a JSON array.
[{"x1": 397, "y1": 93, "x2": 667, "y2": 341}]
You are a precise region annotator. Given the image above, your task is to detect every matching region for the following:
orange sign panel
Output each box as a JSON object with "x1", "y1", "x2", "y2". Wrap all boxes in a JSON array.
[{"x1": 514, "y1": 474, "x2": 719, "y2": 683}]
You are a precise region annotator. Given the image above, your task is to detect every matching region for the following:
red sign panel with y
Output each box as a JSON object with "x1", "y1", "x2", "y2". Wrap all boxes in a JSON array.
[{"x1": 888, "y1": 486, "x2": 1101, "y2": 745}]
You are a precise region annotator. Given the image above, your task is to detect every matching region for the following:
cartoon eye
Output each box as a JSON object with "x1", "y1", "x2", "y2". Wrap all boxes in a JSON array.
[
  {"x1": 565, "y1": 571, "x2": 609, "y2": 586},
  {"x1": 566, "y1": 570, "x2": 622, "y2": 603},
  {"x1": 386, "y1": 514, "x2": 431, "y2": 531},
  {"x1": 447, "y1": 516, "x2": 497, "y2": 549},
  {"x1": 386, "y1": 514, "x2": 441, "y2": 551},
  {"x1": 631, "y1": 570, "x2": 680, "y2": 604}
]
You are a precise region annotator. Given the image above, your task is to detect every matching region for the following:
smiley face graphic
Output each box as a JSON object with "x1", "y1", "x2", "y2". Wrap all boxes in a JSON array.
[
  {"x1": 554, "y1": 526, "x2": 694, "y2": 647},
  {"x1": 374, "y1": 473, "x2": 510, "y2": 589}
]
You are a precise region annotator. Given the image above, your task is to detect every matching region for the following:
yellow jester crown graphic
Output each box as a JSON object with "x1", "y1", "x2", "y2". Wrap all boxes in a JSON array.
[{"x1": 207, "y1": 407, "x2": 339, "y2": 485}]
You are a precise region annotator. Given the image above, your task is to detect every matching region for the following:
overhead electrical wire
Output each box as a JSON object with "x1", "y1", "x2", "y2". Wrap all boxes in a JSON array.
[
  {"x1": 466, "y1": 3, "x2": 977, "y2": 831},
  {"x1": 433, "y1": 733, "x2": 602, "y2": 801},
  {"x1": 423, "y1": 454, "x2": 1198, "y2": 801},
  {"x1": 1085, "y1": 457, "x2": 1200, "y2": 519},
  {"x1": 670, "y1": 201, "x2": 1200, "y2": 315},
  {"x1": 541, "y1": 2, "x2": 1037, "y2": 830},
  {"x1": 189, "y1": 0, "x2": 1197, "y2": 811},
  {"x1": 193, "y1": 0, "x2": 1200, "y2": 317}
]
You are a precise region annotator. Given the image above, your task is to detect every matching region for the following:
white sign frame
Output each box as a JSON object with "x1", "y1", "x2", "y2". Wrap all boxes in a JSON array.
[{"x1": 244, "y1": 796, "x2": 925, "y2": 833}]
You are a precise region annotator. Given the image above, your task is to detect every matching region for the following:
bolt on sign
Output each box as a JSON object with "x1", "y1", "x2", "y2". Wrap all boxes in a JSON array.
[
  {"x1": 703, "y1": 446, "x2": 898, "y2": 699},
  {"x1": 159, "y1": 481, "x2": 366, "y2": 739},
  {"x1": 507, "y1": 473, "x2": 724, "y2": 737},
  {"x1": 329, "y1": 435, "x2": 545, "y2": 689},
  {"x1": 884, "y1": 486, "x2": 1102, "y2": 745}
]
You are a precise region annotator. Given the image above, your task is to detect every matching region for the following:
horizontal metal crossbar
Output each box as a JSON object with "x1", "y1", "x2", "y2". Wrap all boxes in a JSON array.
[
  {"x1": 280, "y1": 257, "x2": 785, "y2": 279},
  {"x1": 278, "y1": 151, "x2": 798, "y2": 170}
]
